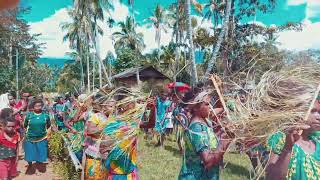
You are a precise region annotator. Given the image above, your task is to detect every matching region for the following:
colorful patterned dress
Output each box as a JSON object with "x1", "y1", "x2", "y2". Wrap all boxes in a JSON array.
[
  {"x1": 179, "y1": 121, "x2": 220, "y2": 180},
  {"x1": 267, "y1": 131, "x2": 320, "y2": 180},
  {"x1": 84, "y1": 112, "x2": 109, "y2": 180},
  {"x1": 103, "y1": 119, "x2": 139, "y2": 180}
]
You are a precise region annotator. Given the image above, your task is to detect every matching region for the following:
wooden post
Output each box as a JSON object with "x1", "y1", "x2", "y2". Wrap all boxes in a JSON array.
[
  {"x1": 210, "y1": 74, "x2": 231, "y2": 120},
  {"x1": 15, "y1": 48, "x2": 19, "y2": 99}
]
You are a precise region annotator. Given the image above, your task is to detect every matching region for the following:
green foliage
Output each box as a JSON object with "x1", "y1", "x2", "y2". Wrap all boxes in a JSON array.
[
  {"x1": 56, "y1": 63, "x2": 81, "y2": 93},
  {"x1": 0, "y1": 62, "x2": 56, "y2": 94},
  {"x1": 114, "y1": 48, "x2": 138, "y2": 73},
  {"x1": 48, "y1": 132, "x2": 65, "y2": 159},
  {"x1": 49, "y1": 132, "x2": 80, "y2": 180}
]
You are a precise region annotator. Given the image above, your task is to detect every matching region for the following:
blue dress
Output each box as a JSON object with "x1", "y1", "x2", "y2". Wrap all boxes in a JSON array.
[{"x1": 155, "y1": 97, "x2": 171, "y2": 134}]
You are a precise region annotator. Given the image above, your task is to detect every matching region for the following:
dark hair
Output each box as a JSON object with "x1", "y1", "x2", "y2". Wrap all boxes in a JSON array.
[
  {"x1": 73, "y1": 93, "x2": 79, "y2": 98},
  {"x1": 2, "y1": 116, "x2": 15, "y2": 126},
  {"x1": 31, "y1": 98, "x2": 44, "y2": 108},
  {"x1": 0, "y1": 108, "x2": 13, "y2": 120}
]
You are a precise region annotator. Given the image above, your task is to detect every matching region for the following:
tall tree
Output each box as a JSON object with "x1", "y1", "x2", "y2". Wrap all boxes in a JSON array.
[
  {"x1": 185, "y1": 0, "x2": 198, "y2": 86},
  {"x1": 113, "y1": 17, "x2": 145, "y2": 53},
  {"x1": 204, "y1": 0, "x2": 232, "y2": 78},
  {"x1": 61, "y1": 9, "x2": 85, "y2": 90},
  {"x1": 148, "y1": 4, "x2": 168, "y2": 62}
]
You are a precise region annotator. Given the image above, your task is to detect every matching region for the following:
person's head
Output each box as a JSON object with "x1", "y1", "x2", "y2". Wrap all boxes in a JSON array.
[
  {"x1": 57, "y1": 97, "x2": 64, "y2": 104},
  {"x1": 238, "y1": 90, "x2": 247, "y2": 103},
  {"x1": 32, "y1": 99, "x2": 44, "y2": 113},
  {"x1": 8, "y1": 94, "x2": 15, "y2": 106},
  {"x1": 2, "y1": 117, "x2": 16, "y2": 135},
  {"x1": 65, "y1": 94, "x2": 71, "y2": 101},
  {"x1": 307, "y1": 100, "x2": 320, "y2": 132},
  {"x1": 183, "y1": 88, "x2": 213, "y2": 120},
  {"x1": 21, "y1": 92, "x2": 30, "y2": 101},
  {"x1": 0, "y1": 108, "x2": 13, "y2": 120},
  {"x1": 37, "y1": 94, "x2": 44, "y2": 100}
]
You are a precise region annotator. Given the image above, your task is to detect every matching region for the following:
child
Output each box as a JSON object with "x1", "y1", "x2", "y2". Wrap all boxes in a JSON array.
[{"x1": 0, "y1": 117, "x2": 20, "y2": 180}]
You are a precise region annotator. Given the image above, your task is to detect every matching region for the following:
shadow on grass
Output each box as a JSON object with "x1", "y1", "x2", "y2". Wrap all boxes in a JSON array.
[{"x1": 224, "y1": 162, "x2": 251, "y2": 179}]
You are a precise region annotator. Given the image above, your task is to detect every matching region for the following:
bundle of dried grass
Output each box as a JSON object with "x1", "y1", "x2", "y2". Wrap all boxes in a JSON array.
[{"x1": 226, "y1": 64, "x2": 320, "y2": 144}]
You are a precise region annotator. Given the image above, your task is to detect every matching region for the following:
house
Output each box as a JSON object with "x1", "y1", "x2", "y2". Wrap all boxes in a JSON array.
[{"x1": 112, "y1": 66, "x2": 170, "y2": 88}]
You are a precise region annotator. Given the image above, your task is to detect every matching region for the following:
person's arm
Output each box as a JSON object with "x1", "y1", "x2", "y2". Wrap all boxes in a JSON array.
[
  {"x1": 23, "y1": 113, "x2": 30, "y2": 128},
  {"x1": 200, "y1": 133, "x2": 232, "y2": 169},
  {"x1": 46, "y1": 114, "x2": 51, "y2": 129},
  {"x1": 266, "y1": 150, "x2": 292, "y2": 180}
]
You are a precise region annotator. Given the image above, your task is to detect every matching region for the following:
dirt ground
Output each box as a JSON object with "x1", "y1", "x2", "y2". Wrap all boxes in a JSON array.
[{"x1": 14, "y1": 147, "x2": 60, "y2": 180}]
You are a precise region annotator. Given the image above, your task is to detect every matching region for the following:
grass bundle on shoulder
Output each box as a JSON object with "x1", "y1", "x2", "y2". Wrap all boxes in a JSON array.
[{"x1": 228, "y1": 64, "x2": 320, "y2": 144}]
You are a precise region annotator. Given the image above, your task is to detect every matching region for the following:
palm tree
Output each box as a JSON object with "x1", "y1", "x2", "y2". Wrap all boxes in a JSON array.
[
  {"x1": 107, "y1": 17, "x2": 115, "y2": 28},
  {"x1": 72, "y1": 0, "x2": 114, "y2": 89},
  {"x1": 113, "y1": 17, "x2": 145, "y2": 53},
  {"x1": 113, "y1": 16, "x2": 145, "y2": 84},
  {"x1": 148, "y1": 4, "x2": 168, "y2": 61},
  {"x1": 186, "y1": 0, "x2": 198, "y2": 86},
  {"x1": 204, "y1": 0, "x2": 232, "y2": 78},
  {"x1": 61, "y1": 9, "x2": 85, "y2": 90}
]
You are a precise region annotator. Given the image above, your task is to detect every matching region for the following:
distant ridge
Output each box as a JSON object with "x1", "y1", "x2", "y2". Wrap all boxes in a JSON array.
[{"x1": 37, "y1": 57, "x2": 74, "y2": 68}]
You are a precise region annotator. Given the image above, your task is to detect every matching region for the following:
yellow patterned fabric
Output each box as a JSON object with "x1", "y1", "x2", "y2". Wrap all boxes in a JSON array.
[
  {"x1": 85, "y1": 158, "x2": 107, "y2": 180},
  {"x1": 268, "y1": 132, "x2": 320, "y2": 180}
]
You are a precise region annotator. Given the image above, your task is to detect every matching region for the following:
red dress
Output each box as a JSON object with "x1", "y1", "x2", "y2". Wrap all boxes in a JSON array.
[{"x1": 0, "y1": 131, "x2": 20, "y2": 179}]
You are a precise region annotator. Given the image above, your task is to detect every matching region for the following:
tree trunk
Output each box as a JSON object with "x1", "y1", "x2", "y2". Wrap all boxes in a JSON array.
[
  {"x1": 15, "y1": 48, "x2": 19, "y2": 99},
  {"x1": 204, "y1": 0, "x2": 232, "y2": 79},
  {"x1": 77, "y1": 40, "x2": 85, "y2": 91},
  {"x1": 99, "y1": 59, "x2": 102, "y2": 88},
  {"x1": 185, "y1": 0, "x2": 198, "y2": 86},
  {"x1": 79, "y1": 57, "x2": 85, "y2": 92},
  {"x1": 92, "y1": 55, "x2": 95, "y2": 92},
  {"x1": 87, "y1": 55, "x2": 91, "y2": 94},
  {"x1": 9, "y1": 36, "x2": 13, "y2": 67}
]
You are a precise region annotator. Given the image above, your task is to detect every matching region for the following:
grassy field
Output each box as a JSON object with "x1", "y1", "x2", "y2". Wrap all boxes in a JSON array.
[{"x1": 138, "y1": 135, "x2": 252, "y2": 180}]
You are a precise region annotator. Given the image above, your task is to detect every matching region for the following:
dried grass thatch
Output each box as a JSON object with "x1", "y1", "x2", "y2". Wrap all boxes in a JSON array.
[{"x1": 226, "y1": 64, "x2": 320, "y2": 144}]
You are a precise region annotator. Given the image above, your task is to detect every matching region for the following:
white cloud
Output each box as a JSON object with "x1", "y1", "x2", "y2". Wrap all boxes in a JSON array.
[
  {"x1": 29, "y1": 0, "x2": 320, "y2": 59},
  {"x1": 277, "y1": 20, "x2": 320, "y2": 50},
  {"x1": 29, "y1": 8, "x2": 71, "y2": 58},
  {"x1": 287, "y1": 0, "x2": 307, "y2": 6}
]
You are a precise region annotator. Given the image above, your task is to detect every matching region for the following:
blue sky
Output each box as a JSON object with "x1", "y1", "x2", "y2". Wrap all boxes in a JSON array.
[{"x1": 21, "y1": 0, "x2": 320, "y2": 58}]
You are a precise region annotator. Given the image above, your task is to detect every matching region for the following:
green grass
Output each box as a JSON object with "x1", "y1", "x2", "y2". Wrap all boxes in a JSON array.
[{"x1": 138, "y1": 135, "x2": 252, "y2": 180}]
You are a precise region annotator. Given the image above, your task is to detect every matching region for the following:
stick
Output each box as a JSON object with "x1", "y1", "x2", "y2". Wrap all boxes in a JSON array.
[
  {"x1": 210, "y1": 75, "x2": 231, "y2": 120},
  {"x1": 61, "y1": 134, "x2": 82, "y2": 171},
  {"x1": 304, "y1": 83, "x2": 320, "y2": 120}
]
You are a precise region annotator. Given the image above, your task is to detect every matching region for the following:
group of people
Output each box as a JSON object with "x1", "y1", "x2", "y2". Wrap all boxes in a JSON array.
[
  {"x1": 151, "y1": 82, "x2": 320, "y2": 180},
  {"x1": 0, "y1": 92, "x2": 52, "y2": 179},
  {"x1": 0, "y1": 81, "x2": 319, "y2": 180}
]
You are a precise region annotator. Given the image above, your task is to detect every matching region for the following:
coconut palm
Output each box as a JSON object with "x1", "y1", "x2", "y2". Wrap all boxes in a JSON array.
[
  {"x1": 185, "y1": 0, "x2": 198, "y2": 86},
  {"x1": 113, "y1": 16, "x2": 145, "y2": 53},
  {"x1": 204, "y1": 0, "x2": 232, "y2": 78},
  {"x1": 61, "y1": 9, "x2": 85, "y2": 90},
  {"x1": 148, "y1": 4, "x2": 168, "y2": 58}
]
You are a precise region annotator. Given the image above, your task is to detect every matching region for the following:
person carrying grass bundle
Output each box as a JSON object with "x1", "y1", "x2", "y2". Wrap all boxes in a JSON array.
[
  {"x1": 0, "y1": 116, "x2": 20, "y2": 180},
  {"x1": 82, "y1": 98, "x2": 115, "y2": 180},
  {"x1": 24, "y1": 99, "x2": 51, "y2": 174},
  {"x1": 266, "y1": 98, "x2": 320, "y2": 180},
  {"x1": 64, "y1": 94, "x2": 88, "y2": 161},
  {"x1": 179, "y1": 88, "x2": 234, "y2": 180}
]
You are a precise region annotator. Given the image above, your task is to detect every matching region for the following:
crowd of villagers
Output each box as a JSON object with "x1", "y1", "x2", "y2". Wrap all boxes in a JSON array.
[{"x1": 0, "y1": 78, "x2": 319, "y2": 180}]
